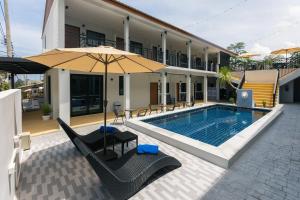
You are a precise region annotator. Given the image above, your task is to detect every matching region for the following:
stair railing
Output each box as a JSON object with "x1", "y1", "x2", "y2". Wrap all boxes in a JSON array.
[
  {"x1": 273, "y1": 69, "x2": 280, "y2": 107},
  {"x1": 237, "y1": 71, "x2": 245, "y2": 89}
]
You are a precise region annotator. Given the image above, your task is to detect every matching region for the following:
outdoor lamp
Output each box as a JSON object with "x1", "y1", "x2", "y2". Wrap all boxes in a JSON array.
[{"x1": 241, "y1": 91, "x2": 248, "y2": 99}]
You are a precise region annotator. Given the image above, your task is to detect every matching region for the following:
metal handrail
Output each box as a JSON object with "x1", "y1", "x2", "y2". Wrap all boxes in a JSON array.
[
  {"x1": 238, "y1": 72, "x2": 245, "y2": 89},
  {"x1": 273, "y1": 69, "x2": 280, "y2": 107}
]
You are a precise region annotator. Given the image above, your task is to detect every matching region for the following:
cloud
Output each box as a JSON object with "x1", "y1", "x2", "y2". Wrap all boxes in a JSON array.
[{"x1": 249, "y1": 43, "x2": 271, "y2": 57}]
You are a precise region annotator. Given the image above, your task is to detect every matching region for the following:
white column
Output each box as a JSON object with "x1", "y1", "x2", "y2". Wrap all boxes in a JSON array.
[
  {"x1": 161, "y1": 73, "x2": 167, "y2": 111},
  {"x1": 124, "y1": 16, "x2": 130, "y2": 117},
  {"x1": 217, "y1": 51, "x2": 221, "y2": 73},
  {"x1": 186, "y1": 75, "x2": 191, "y2": 103},
  {"x1": 203, "y1": 75, "x2": 208, "y2": 103},
  {"x1": 216, "y1": 78, "x2": 220, "y2": 101},
  {"x1": 53, "y1": 0, "x2": 65, "y2": 48},
  {"x1": 162, "y1": 31, "x2": 167, "y2": 65},
  {"x1": 204, "y1": 48, "x2": 208, "y2": 71},
  {"x1": 58, "y1": 69, "x2": 70, "y2": 125},
  {"x1": 187, "y1": 41, "x2": 192, "y2": 69}
]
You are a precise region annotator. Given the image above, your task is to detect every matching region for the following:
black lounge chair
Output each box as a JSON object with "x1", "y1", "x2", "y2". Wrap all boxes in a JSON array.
[
  {"x1": 57, "y1": 117, "x2": 118, "y2": 153},
  {"x1": 74, "y1": 138, "x2": 181, "y2": 200}
]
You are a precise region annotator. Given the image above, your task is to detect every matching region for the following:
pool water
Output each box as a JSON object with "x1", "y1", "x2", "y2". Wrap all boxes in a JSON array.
[{"x1": 143, "y1": 105, "x2": 269, "y2": 147}]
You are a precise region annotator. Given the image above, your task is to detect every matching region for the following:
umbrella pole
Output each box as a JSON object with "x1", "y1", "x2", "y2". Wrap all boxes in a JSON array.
[
  {"x1": 286, "y1": 50, "x2": 288, "y2": 68},
  {"x1": 103, "y1": 60, "x2": 107, "y2": 154},
  {"x1": 99, "y1": 55, "x2": 117, "y2": 161}
]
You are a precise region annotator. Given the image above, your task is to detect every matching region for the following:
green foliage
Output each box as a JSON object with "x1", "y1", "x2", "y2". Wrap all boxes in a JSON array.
[
  {"x1": 41, "y1": 103, "x2": 52, "y2": 115},
  {"x1": 0, "y1": 82, "x2": 9, "y2": 91},
  {"x1": 227, "y1": 42, "x2": 247, "y2": 54},
  {"x1": 229, "y1": 97, "x2": 235, "y2": 104},
  {"x1": 15, "y1": 79, "x2": 25, "y2": 88},
  {"x1": 218, "y1": 66, "x2": 238, "y2": 90},
  {"x1": 262, "y1": 100, "x2": 266, "y2": 108},
  {"x1": 227, "y1": 42, "x2": 248, "y2": 71}
]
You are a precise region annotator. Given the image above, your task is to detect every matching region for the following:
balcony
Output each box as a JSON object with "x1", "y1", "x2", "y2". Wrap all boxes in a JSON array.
[{"x1": 79, "y1": 34, "x2": 217, "y2": 72}]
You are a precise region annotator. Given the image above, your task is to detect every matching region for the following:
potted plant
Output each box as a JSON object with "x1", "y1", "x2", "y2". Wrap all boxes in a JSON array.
[
  {"x1": 41, "y1": 103, "x2": 52, "y2": 120},
  {"x1": 262, "y1": 100, "x2": 267, "y2": 108},
  {"x1": 229, "y1": 97, "x2": 235, "y2": 104}
]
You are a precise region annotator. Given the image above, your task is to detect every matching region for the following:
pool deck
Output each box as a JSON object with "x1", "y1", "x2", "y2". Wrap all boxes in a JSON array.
[{"x1": 17, "y1": 104, "x2": 300, "y2": 200}]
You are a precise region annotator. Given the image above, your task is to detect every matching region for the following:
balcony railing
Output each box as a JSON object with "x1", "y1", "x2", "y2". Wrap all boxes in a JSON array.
[{"x1": 79, "y1": 34, "x2": 217, "y2": 72}]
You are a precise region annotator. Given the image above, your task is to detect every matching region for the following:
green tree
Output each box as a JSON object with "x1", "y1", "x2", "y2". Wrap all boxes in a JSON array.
[
  {"x1": 227, "y1": 42, "x2": 247, "y2": 54},
  {"x1": 227, "y1": 42, "x2": 248, "y2": 71},
  {"x1": 15, "y1": 78, "x2": 25, "y2": 88},
  {"x1": 218, "y1": 66, "x2": 238, "y2": 90},
  {"x1": 0, "y1": 82, "x2": 9, "y2": 91}
]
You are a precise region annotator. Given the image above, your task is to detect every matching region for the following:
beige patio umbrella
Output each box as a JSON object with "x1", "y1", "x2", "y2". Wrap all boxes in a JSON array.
[
  {"x1": 25, "y1": 46, "x2": 166, "y2": 159},
  {"x1": 271, "y1": 47, "x2": 300, "y2": 67},
  {"x1": 238, "y1": 53, "x2": 261, "y2": 59}
]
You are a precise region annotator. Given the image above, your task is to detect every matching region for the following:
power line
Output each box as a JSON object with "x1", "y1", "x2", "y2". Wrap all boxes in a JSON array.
[
  {"x1": 246, "y1": 19, "x2": 300, "y2": 44},
  {"x1": 0, "y1": 21, "x2": 4, "y2": 36},
  {"x1": 0, "y1": 1, "x2": 5, "y2": 21},
  {"x1": 183, "y1": 0, "x2": 248, "y2": 29}
]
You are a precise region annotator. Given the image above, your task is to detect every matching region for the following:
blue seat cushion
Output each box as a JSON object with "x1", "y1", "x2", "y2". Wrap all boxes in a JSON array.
[
  {"x1": 99, "y1": 126, "x2": 119, "y2": 134},
  {"x1": 137, "y1": 144, "x2": 159, "y2": 154}
]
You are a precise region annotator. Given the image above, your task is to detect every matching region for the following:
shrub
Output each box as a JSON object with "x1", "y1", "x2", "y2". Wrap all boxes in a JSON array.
[
  {"x1": 42, "y1": 103, "x2": 52, "y2": 115},
  {"x1": 229, "y1": 97, "x2": 235, "y2": 104},
  {"x1": 262, "y1": 100, "x2": 267, "y2": 108}
]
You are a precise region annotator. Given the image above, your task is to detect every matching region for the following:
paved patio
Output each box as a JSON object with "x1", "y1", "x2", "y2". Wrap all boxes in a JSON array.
[{"x1": 18, "y1": 104, "x2": 300, "y2": 200}]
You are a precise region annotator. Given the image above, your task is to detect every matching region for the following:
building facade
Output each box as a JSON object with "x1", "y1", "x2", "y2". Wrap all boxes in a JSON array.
[{"x1": 42, "y1": 0, "x2": 235, "y2": 124}]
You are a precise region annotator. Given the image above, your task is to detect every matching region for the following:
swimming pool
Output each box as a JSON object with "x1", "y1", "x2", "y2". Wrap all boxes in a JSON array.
[
  {"x1": 127, "y1": 103, "x2": 282, "y2": 168},
  {"x1": 143, "y1": 105, "x2": 269, "y2": 146}
]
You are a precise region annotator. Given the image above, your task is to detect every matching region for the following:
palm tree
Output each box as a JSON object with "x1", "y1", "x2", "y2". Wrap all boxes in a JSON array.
[{"x1": 218, "y1": 66, "x2": 238, "y2": 90}]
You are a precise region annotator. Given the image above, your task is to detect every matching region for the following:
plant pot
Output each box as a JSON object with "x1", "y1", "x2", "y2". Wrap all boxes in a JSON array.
[{"x1": 42, "y1": 115, "x2": 51, "y2": 121}]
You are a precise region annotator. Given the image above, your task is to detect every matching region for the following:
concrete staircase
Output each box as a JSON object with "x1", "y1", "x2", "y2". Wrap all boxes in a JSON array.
[{"x1": 243, "y1": 82, "x2": 276, "y2": 108}]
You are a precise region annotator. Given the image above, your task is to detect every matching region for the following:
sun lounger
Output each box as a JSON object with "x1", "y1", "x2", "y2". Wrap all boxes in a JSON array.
[
  {"x1": 74, "y1": 137, "x2": 181, "y2": 200},
  {"x1": 57, "y1": 118, "x2": 118, "y2": 153}
]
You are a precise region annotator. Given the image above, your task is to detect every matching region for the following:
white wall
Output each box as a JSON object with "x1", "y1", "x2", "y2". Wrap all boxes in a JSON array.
[
  {"x1": 280, "y1": 81, "x2": 294, "y2": 103},
  {"x1": 245, "y1": 70, "x2": 277, "y2": 83},
  {"x1": 42, "y1": 0, "x2": 65, "y2": 50},
  {"x1": 45, "y1": 69, "x2": 59, "y2": 119},
  {"x1": 0, "y1": 89, "x2": 22, "y2": 200}
]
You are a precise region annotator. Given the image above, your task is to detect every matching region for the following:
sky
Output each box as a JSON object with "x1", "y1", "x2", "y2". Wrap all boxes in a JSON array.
[{"x1": 1, "y1": 0, "x2": 300, "y2": 58}]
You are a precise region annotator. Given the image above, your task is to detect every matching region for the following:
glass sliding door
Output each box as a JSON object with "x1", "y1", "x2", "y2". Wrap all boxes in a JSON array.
[{"x1": 71, "y1": 74, "x2": 103, "y2": 117}]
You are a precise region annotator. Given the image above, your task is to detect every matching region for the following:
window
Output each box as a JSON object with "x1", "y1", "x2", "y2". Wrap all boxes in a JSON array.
[
  {"x1": 180, "y1": 83, "x2": 186, "y2": 93},
  {"x1": 119, "y1": 76, "x2": 124, "y2": 96},
  {"x1": 86, "y1": 30, "x2": 105, "y2": 47},
  {"x1": 130, "y1": 41, "x2": 143, "y2": 55},
  {"x1": 166, "y1": 83, "x2": 170, "y2": 93}
]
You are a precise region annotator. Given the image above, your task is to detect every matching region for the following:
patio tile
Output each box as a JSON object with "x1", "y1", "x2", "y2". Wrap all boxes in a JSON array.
[{"x1": 17, "y1": 104, "x2": 300, "y2": 200}]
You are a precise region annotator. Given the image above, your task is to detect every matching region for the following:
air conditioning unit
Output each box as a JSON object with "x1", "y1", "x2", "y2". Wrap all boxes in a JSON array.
[{"x1": 19, "y1": 132, "x2": 31, "y2": 150}]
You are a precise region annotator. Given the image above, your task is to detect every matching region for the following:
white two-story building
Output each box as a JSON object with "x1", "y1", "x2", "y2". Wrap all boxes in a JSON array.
[{"x1": 42, "y1": 0, "x2": 235, "y2": 124}]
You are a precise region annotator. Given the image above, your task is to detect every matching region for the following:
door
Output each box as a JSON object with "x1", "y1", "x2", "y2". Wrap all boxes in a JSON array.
[
  {"x1": 65, "y1": 24, "x2": 80, "y2": 48},
  {"x1": 294, "y1": 77, "x2": 300, "y2": 102},
  {"x1": 70, "y1": 74, "x2": 103, "y2": 116},
  {"x1": 150, "y1": 82, "x2": 158, "y2": 105}
]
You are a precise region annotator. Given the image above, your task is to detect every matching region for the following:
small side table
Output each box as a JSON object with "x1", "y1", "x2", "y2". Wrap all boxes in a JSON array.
[{"x1": 113, "y1": 131, "x2": 138, "y2": 155}]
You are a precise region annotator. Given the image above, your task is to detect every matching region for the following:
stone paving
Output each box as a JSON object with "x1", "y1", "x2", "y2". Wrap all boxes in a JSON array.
[{"x1": 17, "y1": 104, "x2": 300, "y2": 200}]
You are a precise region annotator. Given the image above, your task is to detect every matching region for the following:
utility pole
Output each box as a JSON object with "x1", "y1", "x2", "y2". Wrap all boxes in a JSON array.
[
  {"x1": 4, "y1": 0, "x2": 13, "y2": 57},
  {"x1": 4, "y1": 0, "x2": 14, "y2": 89}
]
